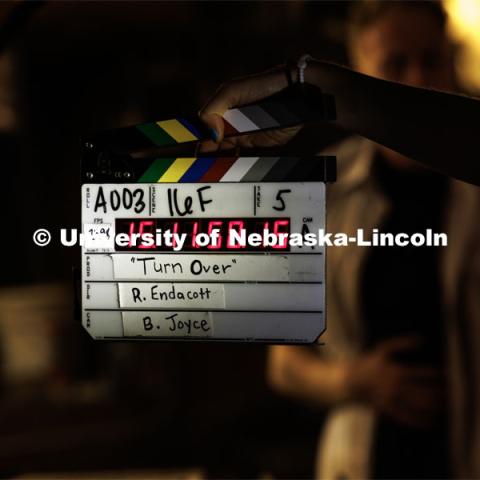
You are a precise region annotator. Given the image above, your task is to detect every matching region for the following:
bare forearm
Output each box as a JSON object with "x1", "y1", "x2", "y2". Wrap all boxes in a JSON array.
[
  {"x1": 308, "y1": 61, "x2": 480, "y2": 186},
  {"x1": 268, "y1": 346, "x2": 351, "y2": 406}
]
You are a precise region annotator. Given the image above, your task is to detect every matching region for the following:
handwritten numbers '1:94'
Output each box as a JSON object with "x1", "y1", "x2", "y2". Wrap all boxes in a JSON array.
[{"x1": 88, "y1": 226, "x2": 111, "y2": 239}]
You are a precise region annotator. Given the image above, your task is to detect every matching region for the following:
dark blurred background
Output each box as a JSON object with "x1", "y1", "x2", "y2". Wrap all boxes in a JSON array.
[{"x1": 0, "y1": 1, "x2": 477, "y2": 478}]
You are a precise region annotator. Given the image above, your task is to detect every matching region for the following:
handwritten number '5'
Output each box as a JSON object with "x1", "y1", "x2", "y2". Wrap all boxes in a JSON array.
[{"x1": 273, "y1": 189, "x2": 291, "y2": 211}]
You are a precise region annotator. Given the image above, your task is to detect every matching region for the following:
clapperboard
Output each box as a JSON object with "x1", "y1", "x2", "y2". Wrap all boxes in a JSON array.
[{"x1": 80, "y1": 83, "x2": 336, "y2": 342}]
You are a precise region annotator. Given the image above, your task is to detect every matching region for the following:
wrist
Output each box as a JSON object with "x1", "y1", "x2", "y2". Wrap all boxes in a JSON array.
[
  {"x1": 306, "y1": 60, "x2": 368, "y2": 129},
  {"x1": 341, "y1": 359, "x2": 369, "y2": 403},
  {"x1": 308, "y1": 60, "x2": 355, "y2": 92},
  {"x1": 332, "y1": 360, "x2": 359, "y2": 403},
  {"x1": 285, "y1": 56, "x2": 331, "y2": 85}
]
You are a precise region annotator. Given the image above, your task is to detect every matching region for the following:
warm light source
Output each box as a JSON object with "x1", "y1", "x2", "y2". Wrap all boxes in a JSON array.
[{"x1": 445, "y1": 0, "x2": 480, "y2": 91}]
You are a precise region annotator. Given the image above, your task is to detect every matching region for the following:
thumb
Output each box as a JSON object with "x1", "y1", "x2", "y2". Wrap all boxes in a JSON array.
[{"x1": 199, "y1": 112, "x2": 225, "y2": 144}]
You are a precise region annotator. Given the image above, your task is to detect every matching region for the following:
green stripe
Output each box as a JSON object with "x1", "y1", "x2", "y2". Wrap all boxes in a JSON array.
[
  {"x1": 136, "y1": 122, "x2": 176, "y2": 146},
  {"x1": 139, "y1": 158, "x2": 175, "y2": 182}
]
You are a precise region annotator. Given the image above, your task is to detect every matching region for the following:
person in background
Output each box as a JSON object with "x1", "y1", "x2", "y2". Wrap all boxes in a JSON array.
[
  {"x1": 201, "y1": 1, "x2": 480, "y2": 478},
  {"x1": 268, "y1": 2, "x2": 477, "y2": 478}
]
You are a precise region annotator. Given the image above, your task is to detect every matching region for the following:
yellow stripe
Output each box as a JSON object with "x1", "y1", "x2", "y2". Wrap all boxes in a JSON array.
[
  {"x1": 158, "y1": 157, "x2": 197, "y2": 182},
  {"x1": 157, "y1": 119, "x2": 198, "y2": 143}
]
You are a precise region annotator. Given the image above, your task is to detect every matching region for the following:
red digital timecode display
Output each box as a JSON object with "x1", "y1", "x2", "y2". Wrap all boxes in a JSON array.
[{"x1": 115, "y1": 218, "x2": 290, "y2": 252}]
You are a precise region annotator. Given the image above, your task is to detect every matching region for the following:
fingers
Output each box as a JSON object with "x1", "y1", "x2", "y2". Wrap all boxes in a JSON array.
[
  {"x1": 376, "y1": 363, "x2": 445, "y2": 428},
  {"x1": 200, "y1": 112, "x2": 225, "y2": 144},
  {"x1": 201, "y1": 68, "x2": 288, "y2": 117},
  {"x1": 377, "y1": 335, "x2": 422, "y2": 358},
  {"x1": 400, "y1": 380, "x2": 444, "y2": 404},
  {"x1": 199, "y1": 137, "x2": 238, "y2": 153},
  {"x1": 391, "y1": 364, "x2": 444, "y2": 401},
  {"x1": 400, "y1": 365, "x2": 444, "y2": 383},
  {"x1": 198, "y1": 127, "x2": 302, "y2": 153},
  {"x1": 385, "y1": 402, "x2": 435, "y2": 429},
  {"x1": 199, "y1": 67, "x2": 289, "y2": 143},
  {"x1": 390, "y1": 384, "x2": 445, "y2": 428}
]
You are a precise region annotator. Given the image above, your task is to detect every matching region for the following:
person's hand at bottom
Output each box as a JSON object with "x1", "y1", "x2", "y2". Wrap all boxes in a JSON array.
[{"x1": 345, "y1": 336, "x2": 444, "y2": 429}]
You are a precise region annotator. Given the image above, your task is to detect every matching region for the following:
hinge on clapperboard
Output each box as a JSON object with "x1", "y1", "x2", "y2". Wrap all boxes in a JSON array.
[{"x1": 76, "y1": 82, "x2": 337, "y2": 333}]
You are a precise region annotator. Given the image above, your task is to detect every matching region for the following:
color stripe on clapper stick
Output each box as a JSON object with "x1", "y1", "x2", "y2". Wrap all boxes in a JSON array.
[
  {"x1": 179, "y1": 157, "x2": 215, "y2": 182},
  {"x1": 134, "y1": 101, "x2": 302, "y2": 147},
  {"x1": 199, "y1": 158, "x2": 237, "y2": 182},
  {"x1": 138, "y1": 158, "x2": 175, "y2": 182},
  {"x1": 136, "y1": 119, "x2": 200, "y2": 147},
  {"x1": 158, "y1": 158, "x2": 197, "y2": 182},
  {"x1": 217, "y1": 157, "x2": 307, "y2": 182},
  {"x1": 89, "y1": 88, "x2": 334, "y2": 153},
  {"x1": 241, "y1": 157, "x2": 279, "y2": 182},
  {"x1": 219, "y1": 157, "x2": 259, "y2": 181},
  {"x1": 138, "y1": 156, "x2": 318, "y2": 183},
  {"x1": 222, "y1": 102, "x2": 297, "y2": 134}
]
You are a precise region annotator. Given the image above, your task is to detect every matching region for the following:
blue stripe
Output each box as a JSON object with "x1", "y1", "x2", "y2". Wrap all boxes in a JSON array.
[
  {"x1": 179, "y1": 157, "x2": 215, "y2": 182},
  {"x1": 177, "y1": 117, "x2": 203, "y2": 139}
]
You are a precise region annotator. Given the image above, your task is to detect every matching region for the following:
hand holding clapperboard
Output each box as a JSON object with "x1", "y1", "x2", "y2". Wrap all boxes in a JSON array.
[{"x1": 79, "y1": 79, "x2": 336, "y2": 342}]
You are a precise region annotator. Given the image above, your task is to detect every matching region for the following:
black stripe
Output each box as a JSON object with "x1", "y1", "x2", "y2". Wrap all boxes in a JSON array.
[
  {"x1": 260, "y1": 101, "x2": 302, "y2": 126},
  {"x1": 281, "y1": 98, "x2": 322, "y2": 123},
  {"x1": 262, "y1": 157, "x2": 300, "y2": 181},
  {"x1": 288, "y1": 157, "x2": 336, "y2": 182}
]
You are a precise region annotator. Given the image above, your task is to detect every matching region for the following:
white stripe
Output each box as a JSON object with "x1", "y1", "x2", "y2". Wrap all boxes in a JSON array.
[
  {"x1": 220, "y1": 157, "x2": 259, "y2": 182},
  {"x1": 223, "y1": 108, "x2": 259, "y2": 133}
]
